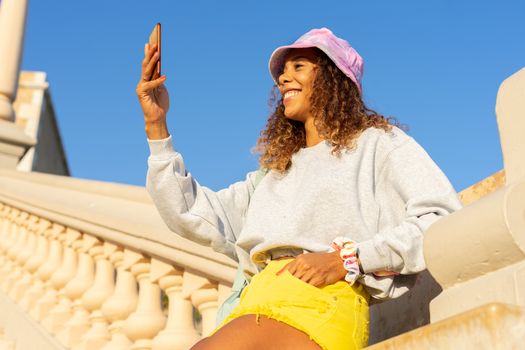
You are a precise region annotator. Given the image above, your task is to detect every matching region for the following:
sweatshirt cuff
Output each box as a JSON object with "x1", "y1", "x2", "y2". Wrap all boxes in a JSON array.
[
  {"x1": 356, "y1": 239, "x2": 391, "y2": 273},
  {"x1": 147, "y1": 135, "x2": 178, "y2": 159}
]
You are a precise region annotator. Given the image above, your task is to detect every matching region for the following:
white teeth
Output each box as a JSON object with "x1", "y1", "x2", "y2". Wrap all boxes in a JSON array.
[{"x1": 284, "y1": 90, "x2": 299, "y2": 99}]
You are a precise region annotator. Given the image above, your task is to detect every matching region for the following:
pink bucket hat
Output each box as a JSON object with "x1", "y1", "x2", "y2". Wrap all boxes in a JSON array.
[{"x1": 269, "y1": 28, "x2": 364, "y2": 93}]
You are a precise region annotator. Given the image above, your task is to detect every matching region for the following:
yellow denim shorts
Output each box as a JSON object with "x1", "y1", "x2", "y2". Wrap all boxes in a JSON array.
[{"x1": 214, "y1": 258, "x2": 370, "y2": 350}]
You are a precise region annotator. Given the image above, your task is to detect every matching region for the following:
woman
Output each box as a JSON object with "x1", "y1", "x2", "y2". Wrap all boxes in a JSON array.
[{"x1": 137, "y1": 28, "x2": 461, "y2": 350}]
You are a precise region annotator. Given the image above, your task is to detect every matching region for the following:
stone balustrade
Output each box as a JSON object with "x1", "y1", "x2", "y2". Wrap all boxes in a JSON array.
[
  {"x1": 0, "y1": 169, "x2": 237, "y2": 350},
  {"x1": 0, "y1": 166, "x2": 509, "y2": 350}
]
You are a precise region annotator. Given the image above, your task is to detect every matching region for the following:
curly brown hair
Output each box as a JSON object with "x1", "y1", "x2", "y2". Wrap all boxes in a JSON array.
[{"x1": 255, "y1": 49, "x2": 401, "y2": 173}]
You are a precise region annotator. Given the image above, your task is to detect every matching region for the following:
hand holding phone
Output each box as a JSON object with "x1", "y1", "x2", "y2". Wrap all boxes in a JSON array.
[
  {"x1": 137, "y1": 22, "x2": 169, "y2": 140},
  {"x1": 148, "y1": 23, "x2": 161, "y2": 80}
]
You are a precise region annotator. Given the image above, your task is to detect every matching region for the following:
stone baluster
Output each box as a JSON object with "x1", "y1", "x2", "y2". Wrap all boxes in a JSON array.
[
  {"x1": 10, "y1": 214, "x2": 39, "y2": 274},
  {"x1": 30, "y1": 226, "x2": 69, "y2": 320},
  {"x1": 56, "y1": 234, "x2": 99, "y2": 348},
  {"x1": 0, "y1": 204, "x2": 10, "y2": 241},
  {"x1": 19, "y1": 222, "x2": 65, "y2": 311},
  {"x1": 0, "y1": 205, "x2": 16, "y2": 248},
  {"x1": 4, "y1": 214, "x2": 42, "y2": 295},
  {"x1": 0, "y1": 201, "x2": 5, "y2": 221},
  {"x1": 4, "y1": 216, "x2": 49, "y2": 296},
  {"x1": 185, "y1": 272, "x2": 220, "y2": 337},
  {"x1": 74, "y1": 242, "x2": 118, "y2": 350},
  {"x1": 9, "y1": 216, "x2": 50, "y2": 301},
  {"x1": 1, "y1": 207, "x2": 18, "y2": 254},
  {"x1": 10, "y1": 213, "x2": 40, "y2": 300},
  {"x1": 1, "y1": 212, "x2": 34, "y2": 287},
  {"x1": 41, "y1": 228, "x2": 81, "y2": 332},
  {"x1": 150, "y1": 258, "x2": 200, "y2": 350},
  {"x1": 122, "y1": 252, "x2": 166, "y2": 350},
  {"x1": 36, "y1": 222, "x2": 65, "y2": 281},
  {"x1": 12, "y1": 212, "x2": 32, "y2": 263},
  {"x1": 0, "y1": 208, "x2": 22, "y2": 286},
  {"x1": 0, "y1": 204, "x2": 10, "y2": 256},
  {"x1": 0, "y1": 206, "x2": 15, "y2": 282},
  {"x1": 0, "y1": 203, "x2": 7, "y2": 239},
  {"x1": 0, "y1": 209, "x2": 25, "y2": 284},
  {"x1": 100, "y1": 247, "x2": 140, "y2": 350},
  {"x1": 5, "y1": 211, "x2": 28, "y2": 268}
]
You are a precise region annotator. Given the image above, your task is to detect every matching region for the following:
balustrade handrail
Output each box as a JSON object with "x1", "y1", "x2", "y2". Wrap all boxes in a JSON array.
[
  {"x1": 0, "y1": 169, "x2": 151, "y2": 203},
  {"x1": 0, "y1": 169, "x2": 237, "y2": 284}
]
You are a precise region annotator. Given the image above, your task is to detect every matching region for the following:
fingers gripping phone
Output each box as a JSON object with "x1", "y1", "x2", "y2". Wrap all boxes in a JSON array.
[{"x1": 149, "y1": 23, "x2": 161, "y2": 80}]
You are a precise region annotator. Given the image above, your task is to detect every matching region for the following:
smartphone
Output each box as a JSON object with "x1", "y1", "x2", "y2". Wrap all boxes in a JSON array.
[{"x1": 148, "y1": 23, "x2": 161, "y2": 80}]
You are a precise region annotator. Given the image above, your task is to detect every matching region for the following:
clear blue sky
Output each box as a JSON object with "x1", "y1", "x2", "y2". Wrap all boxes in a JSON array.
[{"x1": 21, "y1": 0, "x2": 525, "y2": 191}]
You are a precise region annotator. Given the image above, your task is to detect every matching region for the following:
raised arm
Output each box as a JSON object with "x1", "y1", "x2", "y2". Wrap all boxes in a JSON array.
[{"x1": 136, "y1": 42, "x2": 256, "y2": 260}]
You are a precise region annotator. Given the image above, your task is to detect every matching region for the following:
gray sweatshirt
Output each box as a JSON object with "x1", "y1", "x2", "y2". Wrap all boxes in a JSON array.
[{"x1": 146, "y1": 126, "x2": 462, "y2": 300}]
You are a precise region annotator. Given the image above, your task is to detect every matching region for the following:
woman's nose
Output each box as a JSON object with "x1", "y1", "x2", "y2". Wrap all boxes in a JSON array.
[{"x1": 278, "y1": 71, "x2": 292, "y2": 86}]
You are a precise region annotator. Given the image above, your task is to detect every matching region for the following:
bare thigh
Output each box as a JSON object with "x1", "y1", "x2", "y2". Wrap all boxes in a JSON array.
[{"x1": 190, "y1": 314, "x2": 322, "y2": 350}]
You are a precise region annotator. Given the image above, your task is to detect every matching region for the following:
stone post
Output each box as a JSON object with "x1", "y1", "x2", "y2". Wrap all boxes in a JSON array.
[
  {"x1": 0, "y1": 0, "x2": 28, "y2": 121},
  {"x1": 0, "y1": 0, "x2": 34, "y2": 168},
  {"x1": 425, "y1": 67, "x2": 525, "y2": 322}
]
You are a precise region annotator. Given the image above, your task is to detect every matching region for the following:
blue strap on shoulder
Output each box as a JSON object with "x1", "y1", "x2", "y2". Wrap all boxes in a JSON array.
[{"x1": 215, "y1": 168, "x2": 268, "y2": 326}]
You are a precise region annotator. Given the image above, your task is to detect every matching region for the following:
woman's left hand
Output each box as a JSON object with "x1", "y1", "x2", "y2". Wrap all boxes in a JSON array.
[{"x1": 276, "y1": 251, "x2": 347, "y2": 288}]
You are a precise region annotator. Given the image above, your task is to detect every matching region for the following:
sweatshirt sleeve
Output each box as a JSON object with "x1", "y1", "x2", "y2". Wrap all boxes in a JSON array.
[
  {"x1": 146, "y1": 135, "x2": 256, "y2": 261},
  {"x1": 356, "y1": 137, "x2": 462, "y2": 276}
]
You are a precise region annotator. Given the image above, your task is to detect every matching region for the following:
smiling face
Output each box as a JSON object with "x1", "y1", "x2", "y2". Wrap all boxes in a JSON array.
[{"x1": 277, "y1": 48, "x2": 320, "y2": 123}]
